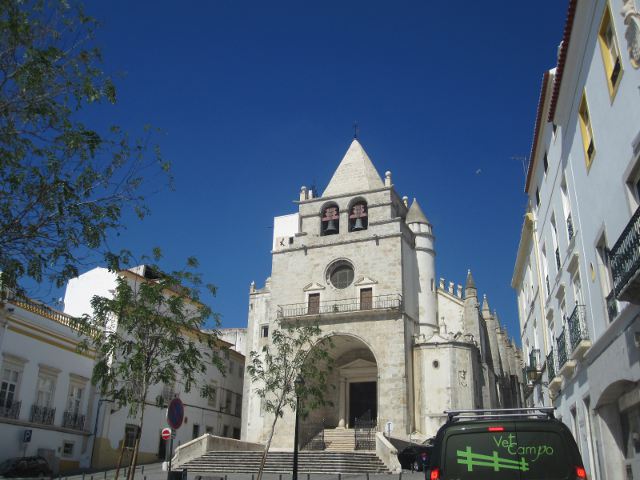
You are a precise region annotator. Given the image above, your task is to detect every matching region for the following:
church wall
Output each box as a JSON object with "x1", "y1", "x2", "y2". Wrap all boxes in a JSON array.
[{"x1": 436, "y1": 291, "x2": 464, "y2": 335}]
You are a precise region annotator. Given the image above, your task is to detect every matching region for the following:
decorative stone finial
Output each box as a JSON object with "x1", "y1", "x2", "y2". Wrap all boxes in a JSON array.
[
  {"x1": 299, "y1": 186, "x2": 307, "y2": 201},
  {"x1": 385, "y1": 171, "x2": 392, "y2": 186},
  {"x1": 402, "y1": 196, "x2": 409, "y2": 207}
]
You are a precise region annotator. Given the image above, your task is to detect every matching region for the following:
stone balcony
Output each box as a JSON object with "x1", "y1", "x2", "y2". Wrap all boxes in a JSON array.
[{"x1": 277, "y1": 294, "x2": 403, "y2": 320}]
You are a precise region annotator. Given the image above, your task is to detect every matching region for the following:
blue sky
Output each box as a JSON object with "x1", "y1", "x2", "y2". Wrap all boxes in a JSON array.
[{"x1": 52, "y1": 1, "x2": 568, "y2": 341}]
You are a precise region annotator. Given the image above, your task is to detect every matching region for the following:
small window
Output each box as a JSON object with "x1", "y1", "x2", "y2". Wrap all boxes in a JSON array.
[
  {"x1": 207, "y1": 384, "x2": 217, "y2": 407},
  {"x1": 205, "y1": 426, "x2": 214, "y2": 434},
  {"x1": 535, "y1": 188, "x2": 540, "y2": 207},
  {"x1": 229, "y1": 361, "x2": 234, "y2": 375},
  {"x1": 233, "y1": 427, "x2": 241, "y2": 439},
  {"x1": 598, "y1": 4, "x2": 623, "y2": 98},
  {"x1": 260, "y1": 325, "x2": 269, "y2": 338},
  {"x1": 308, "y1": 293, "x2": 320, "y2": 314},
  {"x1": 124, "y1": 424, "x2": 138, "y2": 448},
  {"x1": 543, "y1": 152, "x2": 548, "y2": 174},
  {"x1": 235, "y1": 394, "x2": 242, "y2": 416},
  {"x1": 223, "y1": 425, "x2": 229, "y2": 437},
  {"x1": 321, "y1": 204, "x2": 339, "y2": 236},
  {"x1": 349, "y1": 201, "x2": 368, "y2": 232},
  {"x1": 579, "y1": 93, "x2": 596, "y2": 169},
  {"x1": 62, "y1": 441, "x2": 74, "y2": 457},
  {"x1": 192, "y1": 424, "x2": 200, "y2": 439}
]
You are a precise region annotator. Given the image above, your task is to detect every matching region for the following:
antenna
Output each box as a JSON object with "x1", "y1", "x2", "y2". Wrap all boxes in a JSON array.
[
  {"x1": 353, "y1": 121, "x2": 359, "y2": 139},
  {"x1": 511, "y1": 155, "x2": 528, "y2": 183}
]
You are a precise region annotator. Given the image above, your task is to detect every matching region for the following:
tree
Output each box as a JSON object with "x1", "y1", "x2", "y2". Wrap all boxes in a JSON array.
[
  {"x1": 0, "y1": 0, "x2": 169, "y2": 291},
  {"x1": 246, "y1": 319, "x2": 333, "y2": 480},
  {"x1": 77, "y1": 252, "x2": 222, "y2": 480}
]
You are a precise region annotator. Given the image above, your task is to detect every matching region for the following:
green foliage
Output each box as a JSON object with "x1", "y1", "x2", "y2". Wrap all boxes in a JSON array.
[
  {"x1": 247, "y1": 319, "x2": 334, "y2": 420},
  {"x1": 0, "y1": 0, "x2": 170, "y2": 289},
  {"x1": 77, "y1": 252, "x2": 222, "y2": 416}
]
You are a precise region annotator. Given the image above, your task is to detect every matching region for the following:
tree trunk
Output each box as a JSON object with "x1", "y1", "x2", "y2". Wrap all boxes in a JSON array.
[
  {"x1": 127, "y1": 400, "x2": 147, "y2": 480},
  {"x1": 256, "y1": 410, "x2": 281, "y2": 480},
  {"x1": 114, "y1": 437, "x2": 126, "y2": 480}
]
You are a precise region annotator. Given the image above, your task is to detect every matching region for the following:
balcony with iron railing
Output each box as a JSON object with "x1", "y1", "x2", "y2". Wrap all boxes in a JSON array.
[
  {"x1": 277, "y1": 294, "x2": 402, "y2": 319},
  {"x1": 610, "y1": 204, "x2": 640, "y2": 303},
  {"x1": 566, "y1": 214, "x2": 574, "y2": 242},
  {"x1": 567, "y1": 304, "x2": 591, "y2": 360},
  {"x1": 30, "y1": 405, "x2": 55, "y2": 425},
  {"x1": 62, "y1": 411, "x2": 86, "y2": 431},
  {"x1": 546, "y1": 349, "x2": 562, "y2": 394},
  {"x1": 556, "y1": 326, "x2": 576, "y2": 377},
  {"x1": 0, "y1": 401, "x2": 21, "y2": 420},
  {"x1": 555, "y1": 248, "x2": 561, "y2": 271}
]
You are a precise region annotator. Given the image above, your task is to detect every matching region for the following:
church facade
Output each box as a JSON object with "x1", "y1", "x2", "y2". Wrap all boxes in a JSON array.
[{"x1": 241, "y1": 140, "x2": 524, "y2": 447}]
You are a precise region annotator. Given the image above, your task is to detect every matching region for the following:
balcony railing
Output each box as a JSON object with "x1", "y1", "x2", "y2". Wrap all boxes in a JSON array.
[
  {"x1": 529, "y1": 348, "x2": 541, "y2": 370},
  {"x1": 610, "y1": 204, "x2": 640, "y2": 303},
  {"x1": 0, "y1": 401, "x2": 21, "y2": 419},
  {"x1": 566, "y1": 213, "x2": 574, "y2": 241},
  {"x1": 567, "y1": 305, "x2": 588, "y2": 351},
  {"x1": 545, "y1": 275, "x2": 550, "y2": 296},
  {"x1": 606, "y1": 290, "x2": 618, "y2": 323},
  {"x1": 556, "y1": 328, "x2": 568, "y2": 371},
  {"x1": 62, "y1": 411, "x2": 86, "y2": 431},
  {"x1": 277, "y1": 294, "x2": 402, "y2": 319},
  {"x1": 546, "y1": 350, "x2": 556, "y2": 381},
  {"x1": 30, "y1": 405, "x2": 55, "y2": 425},
  {"x1": 555, "y1": 247, "x2": 561, "y2": 271}
]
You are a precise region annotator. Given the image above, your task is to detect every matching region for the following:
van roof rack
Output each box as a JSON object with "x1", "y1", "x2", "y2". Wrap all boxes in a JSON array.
[{"x1": 445, "y1": 407, "x2": 555, "y2": 423}]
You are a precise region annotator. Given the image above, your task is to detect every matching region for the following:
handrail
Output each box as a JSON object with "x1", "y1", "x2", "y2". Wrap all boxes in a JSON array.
[
  {"x1": 354, "y1": 411, "x2": 376, "y2": 450},
  {"x1": 300, "y1": 418, "x2": 325, "y2": 450},
  {"x1": 278, "y1": 293, "x2": 402, "y2": 318}
]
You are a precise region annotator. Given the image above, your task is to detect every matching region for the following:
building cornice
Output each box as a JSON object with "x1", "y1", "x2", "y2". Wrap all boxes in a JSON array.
[
  {"x1": 548, "y1": 0, "x2": 578, "y2": 123},
  {"x1": 511, "y1": 212, "x2": 535, "y2": 288},
  {"x1": 525, "y1": 71, "x2": 552, "y2": 194}
]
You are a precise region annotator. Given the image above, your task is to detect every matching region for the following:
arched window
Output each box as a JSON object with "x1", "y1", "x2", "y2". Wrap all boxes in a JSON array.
[
  {"x1": 349, "y1": 200, "x2": 368, "y2": 232},
  {"x1": 321, "y1": 204, "x2": 339, "y2": 236}
]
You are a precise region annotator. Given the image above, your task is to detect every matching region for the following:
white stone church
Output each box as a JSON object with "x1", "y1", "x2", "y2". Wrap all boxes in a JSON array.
[{"x1": 241, "y1": 139, "x2": 524, "y2": 448}]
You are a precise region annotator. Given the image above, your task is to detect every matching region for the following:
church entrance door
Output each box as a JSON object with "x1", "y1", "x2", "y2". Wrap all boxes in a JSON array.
[{"x1": 349, "y1": 381, "x2": 377, "y2": 426}]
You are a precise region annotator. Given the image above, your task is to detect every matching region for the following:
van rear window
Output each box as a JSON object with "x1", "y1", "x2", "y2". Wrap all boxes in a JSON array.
[{"x1": 443, "y1": 430, "x2": 570, "y2": 480}]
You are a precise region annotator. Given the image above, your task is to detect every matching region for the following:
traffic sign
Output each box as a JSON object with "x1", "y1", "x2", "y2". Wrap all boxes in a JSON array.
[
  {"x1": 167, "y1": 398, "x2": 184, "y2": 429},
  {"x1": 23, "y1": 429, "x2": 32, "y2": 443},
  {"x1": 161, "y1": 428, "x2": 172, "y2": 440}
]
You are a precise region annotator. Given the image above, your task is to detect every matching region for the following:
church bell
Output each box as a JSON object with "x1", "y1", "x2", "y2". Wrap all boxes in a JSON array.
[
  {"x1": 325, "y1": 219, "x2": 338, "y2": 233},
  {"x1": 352, "y1": 218, "x2": 365, "y2": 231}
]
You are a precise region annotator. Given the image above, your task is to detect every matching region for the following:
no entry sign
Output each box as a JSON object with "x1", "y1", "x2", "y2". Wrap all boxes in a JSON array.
[
  {"x1": 161, "y1": 428, "x2": 172, "y2": 440},
  {"x1": 167, "y1": 397, "x2": 184, "y2": 429}
]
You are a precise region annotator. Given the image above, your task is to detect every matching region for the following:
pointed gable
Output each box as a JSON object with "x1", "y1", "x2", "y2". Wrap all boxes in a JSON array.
[{"x1": 322, "y1": 140, "x2": 384, "y2": 197}]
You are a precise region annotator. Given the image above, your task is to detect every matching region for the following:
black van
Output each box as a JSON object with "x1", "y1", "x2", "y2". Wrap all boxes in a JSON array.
[{"x1": 426, "y1": 408, "x2": 587, "y2": 480}]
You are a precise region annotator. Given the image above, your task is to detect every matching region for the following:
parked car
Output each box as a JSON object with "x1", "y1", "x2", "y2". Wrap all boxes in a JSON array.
[
  {"x1": 0, "y1": 456, "x2": 52, "y2": 478},
  {"x1": 398, "y1": 444, "x2": 433, "y2": 471},
  {"x1": 427, "y1": 408, "x2": 586, "y2": 480}
]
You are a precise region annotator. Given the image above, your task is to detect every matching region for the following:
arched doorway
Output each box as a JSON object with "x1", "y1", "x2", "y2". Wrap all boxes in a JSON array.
[{"x1": 304, "y1": 334, "x2": 378, "y2": 429}]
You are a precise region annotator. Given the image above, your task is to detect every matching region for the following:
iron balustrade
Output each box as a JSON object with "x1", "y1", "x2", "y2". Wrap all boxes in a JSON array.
[
  {"x1": 300, "y1": 419, "x2": 325, "y2": 450},
  {"x1": 529, "y1": 349, "x2": 541, "y2": 370},
  {"x1": 0, "y1": 401, "x2": 20, "y2": 419},
  {"x1": 610, "y1": 204, "x2": 640, "y2": 298},
  {"x1": 556, "y1": 328, "x2": 568, "y2": 371},
  {"x1": 547, "y1": 350, "x2": 557, "y2": 380},
  {"x1": 30, "y1": 405, "x2": 55, "y2": 425},
  {"x1": 354, "y1": 411, "x2": 376, "y2": 450},
  {"x1": 278, "y1": 294, "x2": 402, "y2": 319},
  {"x1": 62, "y1": 411, "x2": 86, "y2": 430},
  {"x1": 566, "y1": 214, "x2": 574, "y2": 241},
  {"x1": 567, "y1": 304, "x2": 588, "y2": 352},
  {"x1": 606, "y1": 290, "x2": 618, "y2": 323}
]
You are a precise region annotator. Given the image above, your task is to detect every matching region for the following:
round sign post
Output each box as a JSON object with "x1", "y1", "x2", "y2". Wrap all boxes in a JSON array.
[
  {"x1": 166, "y1": 398, "x2": 184, "y2": 480},
  {"x1": 161, "y1": 428, "x2": 172, "y2": 441}
]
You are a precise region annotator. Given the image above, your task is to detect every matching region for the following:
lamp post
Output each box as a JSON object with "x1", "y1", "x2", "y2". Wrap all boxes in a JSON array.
[{"x1": 293, "y1": 374, "x2": 305, "y2": 480}]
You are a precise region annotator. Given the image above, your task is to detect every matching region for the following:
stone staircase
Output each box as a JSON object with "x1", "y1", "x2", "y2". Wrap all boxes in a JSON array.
[
  {"x1": 181, "y1": 451, "x2": 389, "y2": 474},
  {"x1": 322, "y1": 427, "x2": 356, "y2": 452}
]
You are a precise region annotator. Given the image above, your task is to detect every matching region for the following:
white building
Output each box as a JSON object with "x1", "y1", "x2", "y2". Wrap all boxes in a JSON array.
[
  {"x1": 242, "y1": 138, "x2": 524, "y2": 449},
  {"x1": 0, "y1": 292, "x2": 96, "y2": 472},
  {"x1": 63, "y1": 265, "x2": 244, "y2": 469},
  {"x1": 0, "y1": 265, "x2": 244, "y2": 472},
  {"x1": 513, "y1": 1, "x2": 640, "y2": 479}
]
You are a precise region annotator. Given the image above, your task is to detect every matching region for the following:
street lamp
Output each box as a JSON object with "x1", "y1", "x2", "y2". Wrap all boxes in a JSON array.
[{"x1": 293, "y1": 374, "x2": 305, "y2": 480}]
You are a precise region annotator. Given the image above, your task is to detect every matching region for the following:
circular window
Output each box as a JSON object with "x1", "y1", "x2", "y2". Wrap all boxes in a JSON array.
[{"x1": 327, "y1": 260, "x2": 354, "y2": 289}]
